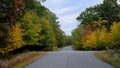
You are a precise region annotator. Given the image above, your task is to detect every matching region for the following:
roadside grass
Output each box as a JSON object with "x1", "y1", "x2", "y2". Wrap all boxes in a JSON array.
[
  {"x1": 0, "y1": 51, "x2": 46, "y2": 68},
  {"x1": 95, "y1": 50, "x2": 120, "y2": 68}
]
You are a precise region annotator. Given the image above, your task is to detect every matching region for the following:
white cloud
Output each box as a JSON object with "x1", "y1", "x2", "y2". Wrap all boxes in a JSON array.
[
  {"x1": 55, "y1": 7, "x2": 78, "y2": 15},
  {"x1": 58, "y1": 13, "x2": 80, "y2": 35},
  {"x1": 60, "y1": 23, "x2": 79, "y2": 35},
  {"x1": 42, "y1": 0, "x2": 65, "y2": 6},
  {"x1": 59, "y1": 13, "x2": 79, "y2": 24}
]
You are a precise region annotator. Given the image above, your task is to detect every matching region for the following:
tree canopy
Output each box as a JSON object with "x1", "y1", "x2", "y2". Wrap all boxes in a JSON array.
[
  {"x1": 77, "y1": 0, "x2": 120, "y2": 30},
  {"x1": 0, "y1": 0, "x2": 66, "y2": 55},
  {"x1": 73, "y1": 0, "x2": 120, "y2": 50}
]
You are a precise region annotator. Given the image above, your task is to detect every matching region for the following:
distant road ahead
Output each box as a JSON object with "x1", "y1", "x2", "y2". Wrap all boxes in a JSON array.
[{"x1": 26, "y1": 46, "x2": 113, "y2": 68}]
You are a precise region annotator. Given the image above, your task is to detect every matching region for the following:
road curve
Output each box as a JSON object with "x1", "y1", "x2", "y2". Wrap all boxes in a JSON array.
[{"x1": 26, "y1": 46, "x2": 113, "y2": 68}]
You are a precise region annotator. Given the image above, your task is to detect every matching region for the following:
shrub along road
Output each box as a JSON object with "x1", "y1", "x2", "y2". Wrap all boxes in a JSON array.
[{"x1": 26, "y1": 46, "x2": 113, "y2": 68}]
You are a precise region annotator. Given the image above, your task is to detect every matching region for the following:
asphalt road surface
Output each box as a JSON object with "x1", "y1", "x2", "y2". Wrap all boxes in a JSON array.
[{"x1": 26, "y1": 46, "x2": 113, "y2": 68}]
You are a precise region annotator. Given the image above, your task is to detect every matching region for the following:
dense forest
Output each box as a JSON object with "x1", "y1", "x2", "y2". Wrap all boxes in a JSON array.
[
  {"x1": 72, "y1": 0, "x2": 120, "y2": 50},
  {"x1": 0, "y1": 0, "x2": 72, "y2": 56},
  {"x1": 0, "y1": 0, "x2": 120, "y2": 68},
  {"x1": 0, "y1": 0, "x2": 120, "y2": 55}
]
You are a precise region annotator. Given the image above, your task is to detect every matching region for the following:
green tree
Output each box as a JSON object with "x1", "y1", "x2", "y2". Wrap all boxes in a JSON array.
[
  {"x1": 72, "y1": 24, "x2": 85, "y2": 50},
  {"x1": 38, "y1": 17, "x2": 56, "y2": 50},
  {"x1": 98, "y1": 0, "x2": 120, "y2": 29},
  {"x1": 65, "y1": 35, "x2": 73, "y2": 46},
  {"x1": 23, "y1": 0, "x2": 65, "y2": 49},
  {"x1": 19, "y1": 10, "x2": 41, "y2": 46},
  {"x1": 23, "y1": 0, "x2": 47, "y2": 17},
  {"x1": 77, "y1": 0, "x2": 120, "y2": 30},
  {"x1": 55, "y1": 29, "x2": 65, "y2": 48},
  {"x1": 77, "y1": 6, "x2": 99, "y2": 25}
]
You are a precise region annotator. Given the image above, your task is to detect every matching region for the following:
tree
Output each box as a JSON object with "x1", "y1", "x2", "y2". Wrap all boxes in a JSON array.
[
  {"x1": 72, "y1": 19, "x2": 111, "y2": 50},
  {"x1": 0, "y1": 24, "x2": 24, "y2": 54},
  {"x1": 0, "y1": 0, "x2": 24, "y2": 54},
  {"x1": 55, "y1": 29, "x2": 65, "y2": 48},
  {"x1": 98, "y1": 0, "x2": 120, "y2": 29},
  {"x1": 65, "y1": 35, "x2": 73, "y2": 46},
  {"x1": 77, "y1": 6, "x2": 99, "y2": 25},
  {"x1": 110, "y1": 22, "x2": 120, "y2": 49},
  {"x1": 19, "y1": 10, "x2": 41, "y2": 46},
  {"x1": 23, "y1": 0, "x2": 47, "y2": 17},
  {"x1": 77, "y1": 0, "x2": 120, "y2": 30},
  {"x1": 23, "y1": 0, "x2": 65, "y2": 49},
  {"x1": 38, "y1": 17, "x2": 56, "y2": 50},
  {"x1": 0, "y1": 0, "x2": 24, "y2": 25},
  {"x1": 72, "y1": 24, "x2": 85, "y2": 50}
]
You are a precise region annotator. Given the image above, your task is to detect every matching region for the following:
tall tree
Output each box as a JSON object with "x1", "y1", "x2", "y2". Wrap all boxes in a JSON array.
[
  {"x1": 0, "y1": 24, "x2": 24, "y2": 54},
  {"x1": 95, "y1": 0, "x2": 119, "y2": 29},
  {"x1": 0, "y1": 0, "x2": 24, "y2": 54},
  {"x1": 77, "y1": 0, "x2": 120, "y2": 30},
  {"x1": 19, "y1": 10, "x2": 41, "y2": 46},
  {"x1": 0, "y1": 0, "x2": 24, "y2": 25},
  {"x1": 72, "y1": 24, "x2": 85, "y2": 50},
  {"x1": 38, "y1": 17, "x2": 56, "y2": 50}
]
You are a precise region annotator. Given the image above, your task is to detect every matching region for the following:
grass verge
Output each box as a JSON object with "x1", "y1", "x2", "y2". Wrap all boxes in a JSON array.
[
  {"x1": 0, "y1": 51, "x2": 46, "y2": 68},
  {"x1": 95, "y1": 50, "x2": 120, "y2": 68}
]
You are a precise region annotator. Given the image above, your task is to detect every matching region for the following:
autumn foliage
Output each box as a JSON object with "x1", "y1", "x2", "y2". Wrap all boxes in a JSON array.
[
  {"x1": 0, "y1": 24, "x2": 24, "y2": 54},
  {"x1": 73, "y1": 21, "x2": 120, "y2": 50},
  {"x1": 110, "y1": 22, "x2": 120, "y2": 48},
  {"x1": 73, "y1": 0, "x2": 120, "y2": 50},
  {"x1": 0, "y1": 0, "x2": 67, "y2": 55},
  {"x1": 0, "y1": 0, "x2": 24, "y2": 24}
]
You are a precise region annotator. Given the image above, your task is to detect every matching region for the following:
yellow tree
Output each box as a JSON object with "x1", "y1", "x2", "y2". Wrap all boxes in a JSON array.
[
  {"x1": 96, "y1": 27, "x2": 111, "y2": 50},
  {"x1": 0, "y1": 24, "x2": 24, "y2": 54},
  {"x1": 83, "y1": 31, "x2": 97, "y2": 50},
  {"x1": 110, "y1": 22, "x2": 120, "y2": 48}
]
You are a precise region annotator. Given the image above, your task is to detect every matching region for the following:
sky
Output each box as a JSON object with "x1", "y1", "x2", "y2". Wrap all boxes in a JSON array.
[{"x1": 42, "y1": 0, "x2": 104, "y2": 35}]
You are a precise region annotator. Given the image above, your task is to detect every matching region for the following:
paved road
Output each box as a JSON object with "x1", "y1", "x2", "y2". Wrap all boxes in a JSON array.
[{"x1": 26, "y1": 46, "x2": 113, "y2": 68}]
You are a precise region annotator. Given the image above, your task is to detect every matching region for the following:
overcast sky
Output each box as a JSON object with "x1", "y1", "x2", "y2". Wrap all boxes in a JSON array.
[{"x1": 42, "y1": 0, "x2": 104, "y2": 35}]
